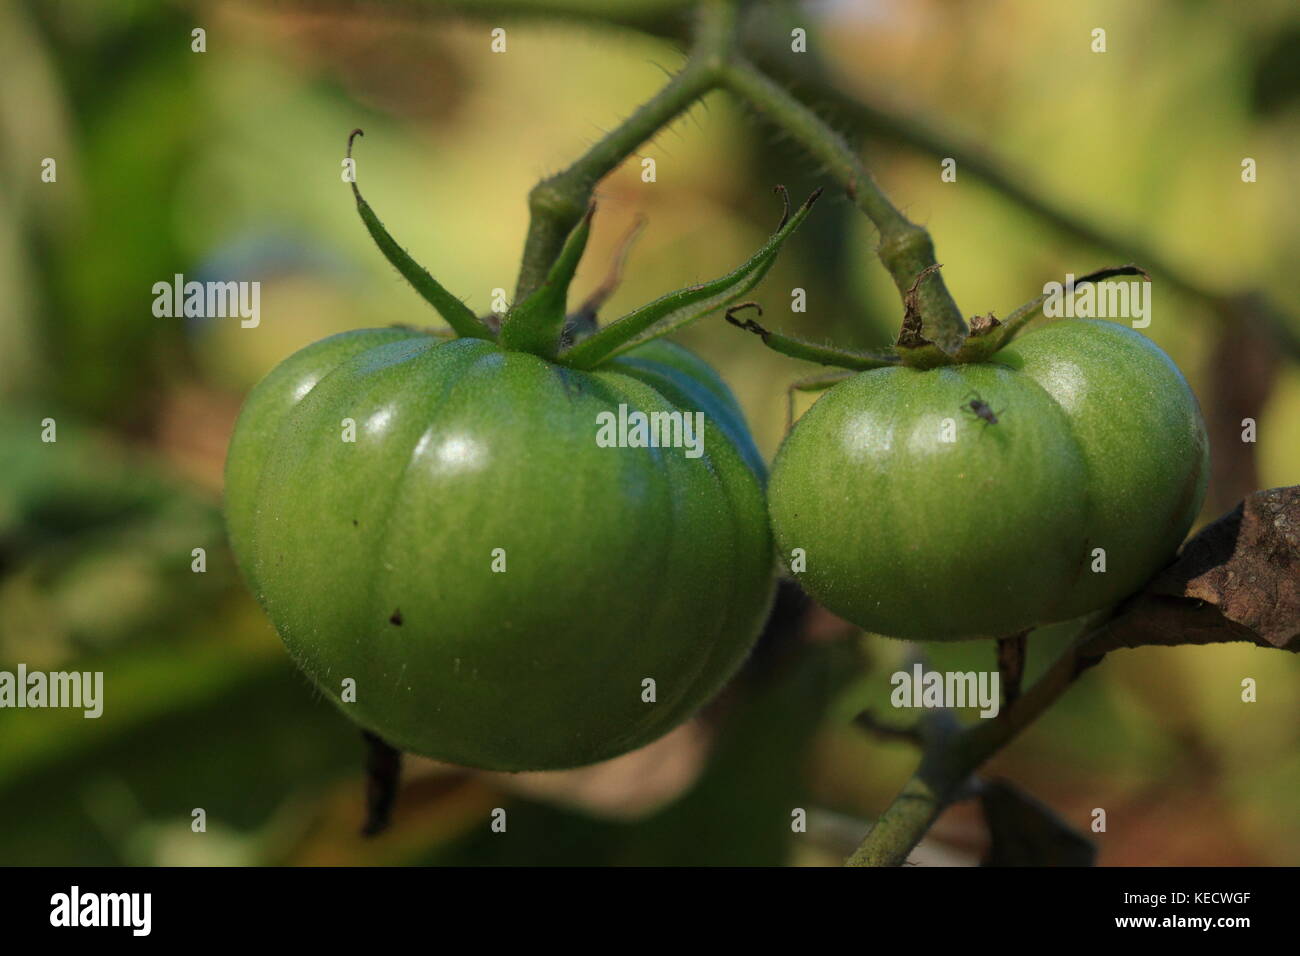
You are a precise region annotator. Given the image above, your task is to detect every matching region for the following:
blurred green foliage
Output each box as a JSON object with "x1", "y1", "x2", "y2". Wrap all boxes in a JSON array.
[{"x1": 0, "y1": 0, "x2": 1297, "y2": 865}]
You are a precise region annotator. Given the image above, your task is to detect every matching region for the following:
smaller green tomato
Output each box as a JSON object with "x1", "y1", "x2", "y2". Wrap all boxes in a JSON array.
[{"x1": 768, "y1": 319, "x2": 1209, "y2": 640}]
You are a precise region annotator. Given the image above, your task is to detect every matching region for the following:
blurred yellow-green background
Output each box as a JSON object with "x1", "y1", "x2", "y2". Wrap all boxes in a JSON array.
[{"x1": 1, "y1": 0, "x2": 1297, "y2": 865}]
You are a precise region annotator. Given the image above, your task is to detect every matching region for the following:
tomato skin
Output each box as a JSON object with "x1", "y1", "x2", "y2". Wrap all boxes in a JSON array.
[
  {"x1": 768, "y1": 318, "x2": 1208, "y2": 640},
  {"x1": 993, "y1": 319, "x2": 1208, "y2": 619},
  {"x1": 605, "y1": 339, "x2": 767, "y2": 480},
  {"x1": 768, "y1": 361, "x2": 1089, "y2": 639},
  {"x1": 224, "y1": 329, "x2": 773, "y2": 770}
]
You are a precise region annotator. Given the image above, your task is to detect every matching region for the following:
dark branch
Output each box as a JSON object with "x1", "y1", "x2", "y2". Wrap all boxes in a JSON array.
[{"x1": 848, "y1": 486, "x2": 1300, "y2": 867}]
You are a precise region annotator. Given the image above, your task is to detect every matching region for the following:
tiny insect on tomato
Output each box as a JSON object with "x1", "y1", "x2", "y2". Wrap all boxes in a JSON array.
[
  {"x1": 767, "y1": 318, "x2": 1209, "y2": 640},
  {"x1": 223, "y1": 150, "x2": 821, "y2": 770},
  {"x1": 961, "y1": 393, "x2": 1000, "y2": 426}
]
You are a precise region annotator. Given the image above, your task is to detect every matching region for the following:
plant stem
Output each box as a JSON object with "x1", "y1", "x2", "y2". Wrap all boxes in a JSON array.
[
  {"x1": 720, "y1": 57, "x2": 968, "y2": 355},
  {"x1": 746, "y1": 43, "x2": 1300, "y2": 360},
  {"x1": 512, "y1": 3, "x2": 737, "y2": 300},
  {"x1": 849, "y1": 485, "x2": 1300, "y2": 866},
  {"x1": 846, "y1": 628, "x2": 1098, "y2": 866}
]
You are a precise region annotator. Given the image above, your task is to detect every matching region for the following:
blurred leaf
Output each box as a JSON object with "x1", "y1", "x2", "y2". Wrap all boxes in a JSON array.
[
  {"x1": 1250, "y1": 24, "x2": 1300, "y2": 117},
  {"x1": 980, "y1": 779, "x2": 1096, "y2": 867},
  {"x1": 0, "y1": 618, "x2": 365, "y2": 865}
]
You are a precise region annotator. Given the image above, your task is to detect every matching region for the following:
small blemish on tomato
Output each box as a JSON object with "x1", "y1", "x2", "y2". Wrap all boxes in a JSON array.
[{"x1": 389, "y1": 608, "x2": 403, "y2": 626}]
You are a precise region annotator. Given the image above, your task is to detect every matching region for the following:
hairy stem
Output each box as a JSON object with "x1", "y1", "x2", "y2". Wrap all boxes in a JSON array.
[
  {"x1": 720, "y1": 57, "x2": 968, "y2": 355},
  {"x1": 512, "y1": 3, "x2": 737, "y2": 300},
  {"x1": 746, "y1": 42, "x2": 1300, "y2": 360}
]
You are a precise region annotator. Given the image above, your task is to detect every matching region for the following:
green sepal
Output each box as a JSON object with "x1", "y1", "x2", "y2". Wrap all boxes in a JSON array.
[
  {"x1": 724, "y1": 303, "x2": 900, "y2": 371},
  {"x1": 347, "y1": 130, "x2": 494, "y2": 341},
  {"x1": 954, "y1": 264, "x2": 1152, "y2": 364},
  {"x1": 558, "y1": 188, "x2": 823, "y2": 370},
  {"x1": 498, "y1": 204, "x2": 596, "y2": 357}
]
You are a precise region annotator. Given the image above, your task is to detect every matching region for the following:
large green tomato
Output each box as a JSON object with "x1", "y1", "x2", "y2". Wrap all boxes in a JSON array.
[
  {"x1": 768, "y1": 319, "x2": 1209, "y2": 640},
  {"x1": 225, "y1": 329, "x2": 773, "y2": 770}
]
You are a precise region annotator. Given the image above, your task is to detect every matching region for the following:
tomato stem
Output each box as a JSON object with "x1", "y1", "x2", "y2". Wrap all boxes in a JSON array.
[
  {"x1": 511, "y1": 0, "x2": 970, "y2": 359},
  {"x1": 511, "y1": 5, "x2": 730, "y2": 302},
  {"x1": 719, "y1": 58, "x2": 969, "y2": 356}
]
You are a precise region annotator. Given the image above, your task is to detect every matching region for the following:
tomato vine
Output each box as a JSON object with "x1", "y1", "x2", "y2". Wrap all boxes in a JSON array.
[{"x1": 244, "y1": 0, "x2": 1300, "y2": 866}]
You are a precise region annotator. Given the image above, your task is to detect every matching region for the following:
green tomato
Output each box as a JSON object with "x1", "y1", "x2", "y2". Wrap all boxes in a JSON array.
[
  {"x1": 768, "y1": 319, "x2": 1209, "y2": 640},
  {"x1": 224, "y1": 329, "x2": 773, "y2": 771}
]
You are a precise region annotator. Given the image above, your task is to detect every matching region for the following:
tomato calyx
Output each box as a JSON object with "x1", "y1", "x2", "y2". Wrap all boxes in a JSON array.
[
  {"x1": 950, "y1": 263, "x2": 1152, "y2": 365},
  {"x1": 558, "y1": 215, "x2": 647, "y2": 349},
  {"x1": 726, "y1": 260, "x2": 1152, "y2": 371},
  {"x1": 347, "y1": 129, "x2": 820, "y2": 367},
  {"x1": 498, "y1": 201, "x2": 598, "y2": 355},
  {"x1": 347, "y1": 130, "x2": 495, "y2": 341},
  {"x1": 555, "y1": 187, "x2": 819, "y2": 368}
]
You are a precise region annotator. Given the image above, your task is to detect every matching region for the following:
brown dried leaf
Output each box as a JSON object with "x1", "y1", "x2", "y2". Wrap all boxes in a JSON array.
[
  {"x1": 895, "y1": 263, "x2": 943, "y2": 349},
  {"x1": 1151, "y1": 486, "x2": 1300, "y2": 648},
  {"x1": 1096, "y1": 487, "x2": 1300, "y2": 655}
]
